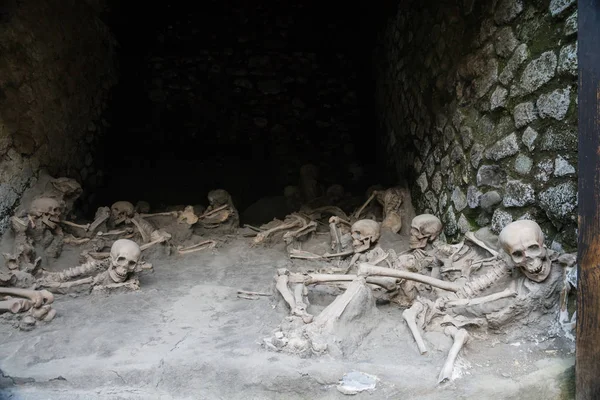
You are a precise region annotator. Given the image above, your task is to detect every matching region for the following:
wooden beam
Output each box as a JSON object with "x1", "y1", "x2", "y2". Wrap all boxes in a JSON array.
[{"x1": 577, "y1": 1, "x2": 600, "y2": 398}]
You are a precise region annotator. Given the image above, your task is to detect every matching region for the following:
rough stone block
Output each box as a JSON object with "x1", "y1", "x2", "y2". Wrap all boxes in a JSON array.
[
  {"x1": 503, "y1": 180, "x2": 535, "y2": 207},
  {"x1": 467, "y1": 185, "x2": 482, "y2": 208},
  {"x1": 557, "y1": 43, "x2": 577, "y2": 76},
  {"x1": 537, "y1": 87, "x2": 571, "y2": 120},
  {"x1": 480, "y1": 191, "x2": 503, "y2": 213},
  {"x1": 485, "y1": 133, "x2": 519, "y2": 161},
  {"x1": 554, "y1": 155, "x2": 576, "y2": 176},
  {"x1": 499, "y1": 43, "x2": 529, "y2": 85},
  {"x1": 477, "y1": 165, "x2": 507, "y2": 188},
  {"x1": 494, "y1": 0, "x2": 524, "y2": 24},
  {"x1": 538, "y1": 182, "x2": 577, "y2": 224},
  {"x1": 540, "y1": 125, "x2": 577, "y2": 151},
  {"x1": 443, "y1": 207, "x2": 458, "y2": 236},
  {"x1": 564, "y1": 12, "x2": 577, "y2": 36},
  {"x1": 490, "y1": 86, "x2": 508, "y2": 110},
  {"x1": 452, "y1": 187, "x2": 468, "y2": 212},
  {"x1": 494, "y1": 27, "x2": 519, "y2": 58},
  {"x1": 512, "y1": 51, "x2": 557, "y2": 96},
  {"x1": 549, "y1": 0, "x2": 576, "y2": 17},
  {"x1": 513, "y1": 102, "x2": 538, "y2": 128},
  {"x1": 491, "y1": 209, "x2": 513, "y2": 234},
  {"x1": 522, "y1": 127, "x2": 539, "y2": 151}
]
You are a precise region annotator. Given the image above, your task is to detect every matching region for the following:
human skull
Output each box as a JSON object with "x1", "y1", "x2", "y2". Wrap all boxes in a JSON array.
[
  {"x1": 207, "y1": 189, "x2": 232, "y2": 207},
  {"x1": 109, "y1": 239, "x2": 141, "y2": 283},
  {"x1": 29, "y1": 197, "x2": 62, "y2": 228},
  {"x1": 498, "y1": 220, "x2": 551, "y2": 282},
  {"x1": 409, "y1": 214, "x2": 443, "y2": 249},
  {"x1": 351, "y1": 219, "x2": 381, "y2": 253},
  {"x1": 110, "y1": 201, "x2": 135, "y2": 225}
]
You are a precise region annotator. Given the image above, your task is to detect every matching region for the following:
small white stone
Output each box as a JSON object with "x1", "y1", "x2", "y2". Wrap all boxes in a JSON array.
[
  {"x1": 491, "y1": 86, "x2": 508, "y2": 110},
  {"x1": 550, "y1": 0, "x2": 576, "y2": 17},
  {"x1": 417, "y1": 173, "x2": 428, "y2": 193},
  {"x1": 514, "y1": 154, "x2": 533, "y2": 175},
  {"x1": 558, "y1": 43, "x2": 577, "y2": 76},
  {"x1": 537, "y1": 87, "x2": 571, "y2": 120},
  {"x1": 554, "y1": 155, "x2": 576, "y2": 176},
  {"x1": 522, "y1": 127, "x2": 539, "y2": 151},
  {"x1": 513, "y1": 102, "x2": 537, "y2": 128},
  {"x1": 564, "y1": 12, "x2": 577, "y2": 36}
]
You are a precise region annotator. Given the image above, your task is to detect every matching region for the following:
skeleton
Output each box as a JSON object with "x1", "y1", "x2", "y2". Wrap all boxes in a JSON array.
[
  {"x1": 36, "y1": 239, "x2": 150, "y2": 294},
  {"x1": 350, "y1": 185, "x2": 384, "y2": 221},
  {"x1": 359, "y1": 220, "x2": 566, "y2": 383},
  {"x1": 5, "y1": 197, "x2": 66, "y2": 269},
  {"x1": 374, "y1": 187, "x2": 405, "y2": 234},
  {"x1": 40, "y1": 177, "x2": 83, "y2": 221},
  {"x1": 0, "y1": 286, "x2": 56, "y2": 331},
  {"x1": 290, "y1": 218, "x2": 381, "y2": 266},
  {"x1": 267, "y1": 274, "x2": 381, "y2": 358},
  {"x1": 409, "y1": 214, "x2": 443, "y2": 249},
  {"x1": 140, "y1": 205, "x2": 199, "y2": 226},
  {"x1": 197, "y1": 189, "x2": 239, "y2": 233},
  {"x1": 253, "y1": 213, "x2": 317, "y2": 247}
]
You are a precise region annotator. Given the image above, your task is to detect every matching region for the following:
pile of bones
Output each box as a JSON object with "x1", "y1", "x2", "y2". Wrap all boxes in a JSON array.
[{"x1": 0, "y1": 171, "x2": 577, "y2": 385}]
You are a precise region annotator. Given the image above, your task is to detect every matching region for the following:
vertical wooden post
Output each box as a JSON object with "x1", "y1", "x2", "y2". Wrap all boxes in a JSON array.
[{"x1": 577, "y1": 1, "x2": 600, "y2": 399}]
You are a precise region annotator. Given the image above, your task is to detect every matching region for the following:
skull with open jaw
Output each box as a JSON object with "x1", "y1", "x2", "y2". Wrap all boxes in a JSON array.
[
  {"x1": 110, "y1": 201, "x2": 135, "y2": 227},
  {"x1": 351, "y1": 219, "x2": 381, "y2": 253},
  {"x1": 498, "y1": 220, "x2": 551, "y2": 283},
  {"x1": 29, "y1": 197, "x2": 63, "y2": 230}
]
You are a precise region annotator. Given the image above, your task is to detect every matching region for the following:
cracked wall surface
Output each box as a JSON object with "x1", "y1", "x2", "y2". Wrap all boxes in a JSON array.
[
  {"x1": 376, "y1": 0, "x2": 577, "y2": 250},
  {"x1": 0, "y1": 0, "x2": 117, "y2": 234}
]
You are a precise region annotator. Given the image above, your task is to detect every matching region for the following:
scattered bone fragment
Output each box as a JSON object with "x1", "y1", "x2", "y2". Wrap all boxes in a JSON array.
[{"x1": 177, "y1": 240, "x2": 216, "y2": 255}]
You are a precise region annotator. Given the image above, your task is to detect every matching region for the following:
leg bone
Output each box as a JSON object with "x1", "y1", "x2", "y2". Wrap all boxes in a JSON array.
[
  {"x1": 438, "y1": 326, "x2": 470, "y2": 383},
  {"x1": 0, "y1": 288, "x2": 54, "y2": 308},
  {"x1": 358, "y1": 263, "x2": 461, "y2": 292},
  {"x1": 402, "y1": 301, "x2": 428, "y2": 354}
]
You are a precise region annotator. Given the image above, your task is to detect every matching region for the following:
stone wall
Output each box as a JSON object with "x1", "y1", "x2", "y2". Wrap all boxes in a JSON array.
[
  {"x1": 375, "y1": 0, "x2": 578, "y2": 251},
  {"x1": 0, "y1": 0, "x2": 117, "y2": 233}
]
